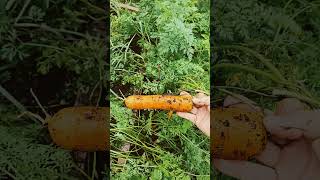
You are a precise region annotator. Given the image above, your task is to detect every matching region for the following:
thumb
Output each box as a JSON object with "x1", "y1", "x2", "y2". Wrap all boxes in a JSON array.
[
  {"x1": 193, "y1": 96, "x2": 210, "y2": 106},
  {"x1": 176, "y1": 112, "x2": 196, "y2": 123},
  {"x1": 264, "y1": 111, "x2": 320, "y2": 140},
  {"x1": 264, "y1": 115, "x2": 303, "y2": 140}
]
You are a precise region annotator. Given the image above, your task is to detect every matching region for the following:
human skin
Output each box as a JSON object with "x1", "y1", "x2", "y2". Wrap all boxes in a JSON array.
[
  {"x1": 177, "y1": 93, "x2": 320, "y2": 179},
  {"x1": 213, "y1": 97, "x2": 320, "y2": 180},
  {"x1": 176, "y1": 91, "x2": 210, "y2": 137}
]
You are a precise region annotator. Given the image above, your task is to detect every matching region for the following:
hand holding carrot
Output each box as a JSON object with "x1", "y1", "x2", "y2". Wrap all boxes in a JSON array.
[
  {"x1": 176, "y1": 91, "x2": 210, "y2": 137},
  {"x1": 124, "y1": 91, "x2": 210, "y2": 137},
  {"x1": 213, "y1": 98, "x2": 320, "y2": 180}
]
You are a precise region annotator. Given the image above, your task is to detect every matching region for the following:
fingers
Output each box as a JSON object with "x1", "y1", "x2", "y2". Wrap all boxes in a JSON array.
[
  {"x1": 263, "y1": 109, "x2": 289, "y2": 145},
  {"x1": 177, "y1": 107, "x2": 197, "y2": 115},
  {"x1": 268, "y1": 98, "x2": 307, "y2": 145},
  {"x1": 223, "y1": 94, "x2": 256, "y2": 105},
  {"x1": 193, "y1": 94, "x2": 210, "y2": 107},
  {"x1": 255, "y1": 141, "x2": 280, "y2": 167},
  {"x1": 264, "y1": 109, "x2": 273, "y2": 116},
  {"x1": 190, "y1": 107, "x2": 198, "y2": 114},
  {"x1": 275, "y1": 139, "x2": 312, "y2": 180},
  {"x1": 264, "y1": 111, "x2": 320, "y2": 140},
  {"x1": 270, "y1": 135, "x2": 290, "y2": 146},
  {"x1": 180, "y1": 91, "x2": 190, "y2": 96},
  {"x1": 278, "y1": 111, "x2": 320, "y2": 140},
  {"x1": 176, "y1": 112, "x2": 196, "y2": 123},
  {"x1": 274, "y1": 98, "x2": 309, "y2": 115},
  {"x1": 223, "y1": 95, "x2": 260, "y2": 112},
  {"x1": 264, "y1": 115, "x2": 304, "y2": 139},
  {"x1": 180, "y1": 91, "x2": 210, "y2": 107},
  {"x1": 223, "y1": 95, "x2": 243, "y2": 106},
  {"x1": 213, "y1": 159, "x2": 277, "y2": 180},
  {"x1": 177, "y1": 107, "x2": 210, "y2": 137},
  {"x1": 312, "y1": 138, "x2": 320, "y2": 161}
]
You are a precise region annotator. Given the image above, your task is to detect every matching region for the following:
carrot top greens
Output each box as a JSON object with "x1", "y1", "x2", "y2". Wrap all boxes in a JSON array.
[{"x1": 111, "y1": 0, "x2": 210, "y2": 179}]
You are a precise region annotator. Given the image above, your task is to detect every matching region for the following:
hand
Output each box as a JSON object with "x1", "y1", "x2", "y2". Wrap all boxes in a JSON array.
[
  {"x1": 213, "y1": 97, "x2": 320, "y2": 180},
  {"x1": 176, "y1": 91, "x2": 210, "y2": 137}
]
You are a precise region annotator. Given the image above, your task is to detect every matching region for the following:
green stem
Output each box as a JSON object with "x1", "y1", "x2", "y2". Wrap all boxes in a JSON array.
[
  {"x1": 216, "y1": 88, "x2": 258, "y2": 109},
  {"x1": 272, "y1": 89, "x2": 320, "y2": 107},
  {"x1": 78, "y1": 0, "x2": 105, "y2": 14},
  {"x1": 14, "y1": 0, "x2": 31, "y2": 24},
  {"x1": 0, "y1": 169, "x2": 17, "y2": 179},
  {"x1": 91, "y1": 152, "x2": 96, "y2": 180},
  {"x1": 73, "y1": 163, "x2": 91, "y2": 180},
  {"x1": 0, "y1": 84, "x2": 26, "y2": 113},
  {"x1": 14, "y1": 23, "x2": 93, "y2": 39},
  {"x1": 22, "y1": 42, "x2": 64, "y2": 51},
  {"x1": 110, "y1": 89, "x2": 124, "y2": 100},
  {"x1": 219, "y1": 45, "x2": 285, "y2": 81},
  {"x1": 214, "y1": 86, "x2": 276, "y2": 97},
  {"x1": 30, "y1": 88, "x2": 50, "y2": 118},
  {"x1": 214, "y1": 63, "x2": 281, "y2": 83}
]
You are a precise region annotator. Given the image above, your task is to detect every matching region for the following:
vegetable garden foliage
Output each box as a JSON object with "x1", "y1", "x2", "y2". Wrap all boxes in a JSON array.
[
  {"x1": 110, "y1": 0, "x2": 210, "y2": 179},
  {"x1": 0, "y1": 0, "x2": 107, "y2": 179},
  {"x1": 213, "y1": 0, "x2": 320, "y2": 179}
]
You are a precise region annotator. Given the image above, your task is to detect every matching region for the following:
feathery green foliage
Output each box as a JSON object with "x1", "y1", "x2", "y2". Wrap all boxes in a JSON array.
[{"x1": 111, "y1": 0, "x2": 210, "y2": 179}]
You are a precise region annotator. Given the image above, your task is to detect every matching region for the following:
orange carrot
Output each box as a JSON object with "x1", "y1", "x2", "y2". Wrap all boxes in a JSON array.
[
  {"x1": 47, "y1": 107, "x2": 109, "y2": 151},
  {"x1": 211, "y1": 107, "x2": 267, "y2": 160},
  {"x1": 124, "y1": 95, "x2": 193, "y2": 112}
]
